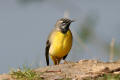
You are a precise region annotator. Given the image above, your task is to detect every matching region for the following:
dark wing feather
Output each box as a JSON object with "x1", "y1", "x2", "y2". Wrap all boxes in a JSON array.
[
  {"x1": 45, "y1": 40, "x2": 50, "y2": 66},
  {"x1": 63, "y1": 54, "x2": 68, "y2": 60}
]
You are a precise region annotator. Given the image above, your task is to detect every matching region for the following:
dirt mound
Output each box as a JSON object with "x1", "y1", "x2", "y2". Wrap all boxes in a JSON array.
[{"x1": 1, "y1": 60, "x2": 120, "y2": 80}]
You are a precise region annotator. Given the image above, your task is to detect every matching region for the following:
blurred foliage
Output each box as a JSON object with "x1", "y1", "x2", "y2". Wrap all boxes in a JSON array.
[
  {"x1": 104, "y1": 42, "x2": 120, "y2": 60},
  {"x1": 10, "y1": 65, "x2": 43, "y2": 80},
  {"x1": 77, "y1": 13, "x2": 98, "y2": 42},
  {"x1": 16, "y1": 0, "x2": 44, "y2": 4},
  {"x1": 97, "y1": 74, "x2": 120, "y2": 80},
  {"x1": 84, "y1": 73, "x2": 120, "y2": 80}
]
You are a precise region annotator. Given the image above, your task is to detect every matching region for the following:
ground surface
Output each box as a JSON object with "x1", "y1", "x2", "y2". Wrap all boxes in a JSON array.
[{"x1": 1, "y1": 60, "x2": 120, "y2": 80}]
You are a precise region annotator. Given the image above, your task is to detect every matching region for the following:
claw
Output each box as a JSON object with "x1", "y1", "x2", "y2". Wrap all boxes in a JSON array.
[{"x1": 63, "y1": 60, "x2": 68, "y2": 64}]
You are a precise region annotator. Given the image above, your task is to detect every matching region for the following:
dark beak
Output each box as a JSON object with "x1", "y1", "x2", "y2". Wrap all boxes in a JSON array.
[{"x1": 71, "y1": 20, "x2": 75, "y2": 22}]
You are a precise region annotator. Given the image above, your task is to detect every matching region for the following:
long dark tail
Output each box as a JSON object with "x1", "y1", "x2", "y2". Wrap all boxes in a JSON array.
[{"x1": 45, "y1": 40, "x2": 50, "y2": 66}]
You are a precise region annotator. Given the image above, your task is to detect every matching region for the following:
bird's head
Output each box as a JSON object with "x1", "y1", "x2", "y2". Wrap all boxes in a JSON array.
[{"x1": 55, "y1": 18, "x2": 74, "y2": 33}]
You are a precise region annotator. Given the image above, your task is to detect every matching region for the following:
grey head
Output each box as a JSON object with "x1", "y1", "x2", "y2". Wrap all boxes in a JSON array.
[{"x1": 55, "y1": 18, "x2": 74, "y2": 33}]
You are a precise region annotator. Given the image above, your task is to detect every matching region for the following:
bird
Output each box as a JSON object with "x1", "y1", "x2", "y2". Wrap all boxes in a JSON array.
[{"x1": 45, "y1": 18, "x2": 74, "y2": 66}]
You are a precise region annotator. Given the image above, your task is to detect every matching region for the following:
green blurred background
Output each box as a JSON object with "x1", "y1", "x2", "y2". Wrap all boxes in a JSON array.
[{"x1": 0, "y1": 0, "x2": 120, "y2": 73}]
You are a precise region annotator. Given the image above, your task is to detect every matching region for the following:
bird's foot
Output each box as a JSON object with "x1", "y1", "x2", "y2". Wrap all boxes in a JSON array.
[{"x1": 63, "y1": 60, "x2": 68, "y2": 64}]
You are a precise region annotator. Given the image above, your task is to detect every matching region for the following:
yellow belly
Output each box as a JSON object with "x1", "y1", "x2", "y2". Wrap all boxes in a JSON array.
[{"x1": 49, "y1": 30, "x2": 72, "y2": 58}]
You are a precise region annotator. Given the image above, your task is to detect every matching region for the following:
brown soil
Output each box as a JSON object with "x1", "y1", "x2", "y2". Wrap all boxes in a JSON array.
[{"x1": 1, "y1": 60, "x2": 120, "y2": 80}]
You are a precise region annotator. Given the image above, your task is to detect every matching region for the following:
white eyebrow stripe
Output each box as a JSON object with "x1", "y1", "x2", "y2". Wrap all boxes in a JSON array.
[{"x1": 59, "y1": 20, "x2": 63, "y2": 23}]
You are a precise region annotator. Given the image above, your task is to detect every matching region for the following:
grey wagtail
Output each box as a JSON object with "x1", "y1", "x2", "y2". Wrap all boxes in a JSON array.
[{"x1": 45, "y1": 18, "x2": 74, "y2": 66}]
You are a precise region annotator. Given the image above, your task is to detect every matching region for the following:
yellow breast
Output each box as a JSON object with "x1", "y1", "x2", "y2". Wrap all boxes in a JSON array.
[{"x1": 49, "y1": 30, "x2": 72, "y2": 58}]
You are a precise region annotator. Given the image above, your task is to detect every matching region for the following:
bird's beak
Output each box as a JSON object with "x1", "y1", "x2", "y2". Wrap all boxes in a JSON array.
[{"x1": 71, "y1": 20, "x2": 75, "y2": 22}]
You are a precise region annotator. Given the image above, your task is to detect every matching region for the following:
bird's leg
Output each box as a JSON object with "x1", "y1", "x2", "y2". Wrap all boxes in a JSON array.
[
  {"x1": 55, "y1": 58, "x2": 58, "y2": 65},
  {"x1": 57, "y1": 59, "x2": 59, "y2": 65},
  {"x1": 63, "y1": 60, "x2": 68, "y2": 64},
  {"x1": 47, "y1": 57, "x2": 61, "y2": 72},
  {"x1": 50, "y1": 56, "x2": 57, "y2": 65},
  {"x1": 56, "y1": 58, "x2": 61, "y2": 65}
]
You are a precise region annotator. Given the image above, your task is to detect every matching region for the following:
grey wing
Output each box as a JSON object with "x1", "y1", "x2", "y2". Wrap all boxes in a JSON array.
[{"x1": 45, "y1": 40, "x2": 50, "y2": 66}]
